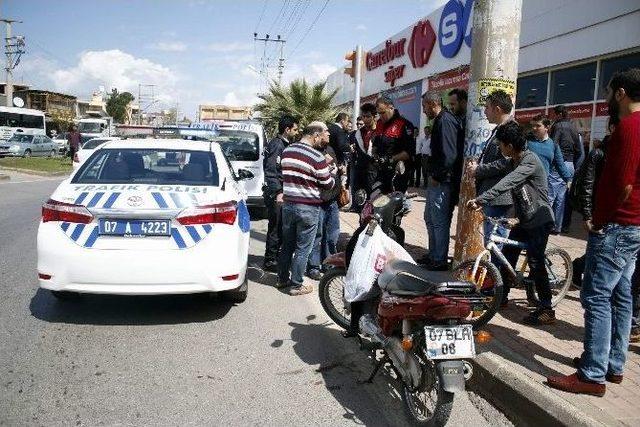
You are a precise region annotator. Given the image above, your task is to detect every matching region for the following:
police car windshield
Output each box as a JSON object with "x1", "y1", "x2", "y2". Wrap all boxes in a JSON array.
[
  {"x1": 211, "y1": 130, "x2": 259, "y2": 161},
  {"x1": 73, "y1": 148, "x2": 220, "y2": 186}
]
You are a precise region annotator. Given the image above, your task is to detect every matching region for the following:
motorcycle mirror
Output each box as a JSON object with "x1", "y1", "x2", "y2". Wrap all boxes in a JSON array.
[{"x1": 395, "y1": 161, "x2": 406, "y2": 175}]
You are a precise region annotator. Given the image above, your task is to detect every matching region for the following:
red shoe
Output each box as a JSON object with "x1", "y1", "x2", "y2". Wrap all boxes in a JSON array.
[{"x1": 546, "y1": 372, "x2": 605, "y2": 397}]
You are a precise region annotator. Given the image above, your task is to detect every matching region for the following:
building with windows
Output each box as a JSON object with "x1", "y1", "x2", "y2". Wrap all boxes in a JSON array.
[
  {"x1": 198, "y1": 104, "x2": 252, "y2": 121},
  {"x1": 325, "y1": 0, "x2": 640, "y2": 146}
]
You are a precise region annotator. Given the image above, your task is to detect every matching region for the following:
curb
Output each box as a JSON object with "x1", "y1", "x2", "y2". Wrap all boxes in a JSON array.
[
  {"x1": 0, "y1": 167, "x2": 69, "y2": 177},
  {"x1": 469, "y1": 349, "x2": 623, "y2": 427},
  {"x1": 0, "y1": 173, "x2": 9, "y2": 181}
]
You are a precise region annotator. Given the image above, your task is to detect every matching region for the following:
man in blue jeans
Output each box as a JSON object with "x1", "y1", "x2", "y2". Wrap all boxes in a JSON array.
[
  {"x1": 278, "y1": 122, "x2": 335, "y2": 296},
  {"x1": 547, "y1": 68, "x2": 640, "y2": 396},
  {"x1": 420, "y1": 91, "x2": 463, "y2": 271},
  {"x1": 476, "y1": 90, "x2": 515, "y2": 245}
]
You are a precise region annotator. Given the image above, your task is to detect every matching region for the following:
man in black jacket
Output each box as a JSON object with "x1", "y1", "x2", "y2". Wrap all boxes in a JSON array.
[
  {"x1": 328, "y1": 113, "x2": 351, "y2": 166},
  {"x1": 420, "y1": 91, "x2": 463, "y2": 270},
  {"x1": 476, "y1": 90, "x2": 515, "y2": 243},
  {"x1": 348, "y1": 103, "x2": 377, "y2": 201},
  {"x1": 550, "y1": 105, "x2": 584, "y2": 233},
  {"x1": 262, "y1": 115, "x2": 299, "y2": 272}
]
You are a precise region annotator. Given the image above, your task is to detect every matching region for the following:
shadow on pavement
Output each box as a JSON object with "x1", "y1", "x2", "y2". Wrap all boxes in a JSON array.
[
  {"x1": 498, "y1": 303, "x2": 585, "y2": 341},
  {"x1": 29, "y1": 288, "x2": 234, "y2": 326},
  {"x1": 279, "y1": 318, "x2": 407, "y2": 426},
  {"x1": 482, "y1": 323, "x2": 575, "y2": 378}
]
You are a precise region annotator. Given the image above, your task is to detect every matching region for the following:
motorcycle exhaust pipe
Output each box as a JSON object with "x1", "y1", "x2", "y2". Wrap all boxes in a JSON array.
[{"x1": 463, "y1": 361, "x2": 473, "y2": 380}]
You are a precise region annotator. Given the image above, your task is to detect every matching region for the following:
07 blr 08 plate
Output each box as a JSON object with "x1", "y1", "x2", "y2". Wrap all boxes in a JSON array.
[{"x1": 423, "y1": 324, "x2": 476, "y2": 360}]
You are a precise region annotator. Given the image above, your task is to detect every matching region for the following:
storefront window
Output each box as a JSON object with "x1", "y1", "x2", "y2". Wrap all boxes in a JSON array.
[
  {"x1": 516, "y1": 73, "x2": 548, "y2": 108},
  {"x1": 550, "y1": 62, "x2": 597, "y2": 104},
  {"x1": 597, "y1": 52, "x2": 640, "y2": 99}
]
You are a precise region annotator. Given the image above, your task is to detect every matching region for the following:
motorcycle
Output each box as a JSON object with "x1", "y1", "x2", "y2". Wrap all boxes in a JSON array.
[{"x1": 325, "y1": 218, "x2": 484, "y2": 426}]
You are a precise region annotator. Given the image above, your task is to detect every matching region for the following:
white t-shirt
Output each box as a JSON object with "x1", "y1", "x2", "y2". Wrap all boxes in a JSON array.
[{"x1": 416, "y1": 136, "x2": 431, "y2": 156}]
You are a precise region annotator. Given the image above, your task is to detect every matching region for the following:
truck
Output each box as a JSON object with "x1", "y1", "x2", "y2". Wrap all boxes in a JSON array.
[{"x1": 77, "y1": 115, "x2": 115, "y2": 145}]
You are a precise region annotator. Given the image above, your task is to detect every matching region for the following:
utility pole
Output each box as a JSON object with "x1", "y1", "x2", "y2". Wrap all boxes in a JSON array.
[
  {"x1": 253, "y1": 33, "x2": 286, "y2": 85},
  {"x1": 137, "y1": 83, "x2": 156, "y2": 125},
  {"x1": 453, "y1": 0, "x2": 522, "y2": 263},
  {"x1": 2, "y1": 18, "x2": 24, "y2": 107}
]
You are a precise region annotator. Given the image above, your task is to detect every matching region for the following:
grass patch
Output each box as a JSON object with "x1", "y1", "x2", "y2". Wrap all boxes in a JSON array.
[{"x1": 0, "y1": 156, "x2": 73, "y2": 174}]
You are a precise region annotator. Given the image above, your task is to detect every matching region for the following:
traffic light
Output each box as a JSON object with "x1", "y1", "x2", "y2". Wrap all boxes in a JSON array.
[{"x1": 344, "y1": 50, "x2": 356, "y2": 79}]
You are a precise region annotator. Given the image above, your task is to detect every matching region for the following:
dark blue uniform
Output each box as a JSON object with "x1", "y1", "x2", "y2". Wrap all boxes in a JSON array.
[{"x1": 262, "y1": 135, "x2": 289, "y2": 265}]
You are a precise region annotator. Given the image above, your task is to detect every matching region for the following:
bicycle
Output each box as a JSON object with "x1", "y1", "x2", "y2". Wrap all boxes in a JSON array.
[{"x1": 452, "y1": 216, "x2": 573, "y2": 327}]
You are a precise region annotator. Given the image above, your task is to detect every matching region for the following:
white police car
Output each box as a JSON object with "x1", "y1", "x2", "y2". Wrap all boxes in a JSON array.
[{"x1": 37, "y1": 138, "x2": 252, "y2": 302}]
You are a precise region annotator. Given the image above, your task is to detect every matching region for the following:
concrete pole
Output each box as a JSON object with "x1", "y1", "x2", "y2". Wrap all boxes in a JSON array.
[
  {"x1": 352, "y1": 45, "x2": 363, "y2": 127},
  {"x1": 5, "y1": 20, "x2": 12, "y2": 107},
  {"x1": 453, "y1": 0, "x2": 522, "y2": 263}
]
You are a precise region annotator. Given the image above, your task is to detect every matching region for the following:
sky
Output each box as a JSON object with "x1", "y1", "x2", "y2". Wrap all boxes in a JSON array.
[{"x1": 6, "y1": 0, "x2": 447, "y2": 120}]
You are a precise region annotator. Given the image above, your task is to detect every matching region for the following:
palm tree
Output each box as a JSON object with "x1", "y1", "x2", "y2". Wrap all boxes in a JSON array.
[{"x1": 254, "y1": 79, "x2": 340, "y2": 137}]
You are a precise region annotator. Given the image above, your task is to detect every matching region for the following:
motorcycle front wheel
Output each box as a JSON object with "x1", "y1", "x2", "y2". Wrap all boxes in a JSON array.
[
  {"x1": 401, "y1": 356, "x2": 453, "y2": 426},
  {"x1": 318, "y1": 267, "x2": 350, "y2": 330}
]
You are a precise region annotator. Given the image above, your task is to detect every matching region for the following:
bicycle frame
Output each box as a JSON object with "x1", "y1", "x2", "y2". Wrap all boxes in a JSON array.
[{"x1": 470, "y1": 223, "x2": 527, "y2": 283}]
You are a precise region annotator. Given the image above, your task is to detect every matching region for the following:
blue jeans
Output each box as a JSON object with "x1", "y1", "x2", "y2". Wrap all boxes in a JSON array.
[
  {"x1": 579, "y1": 224, "x2": 640, "y2": 383},
  {"x1": 308, "y1": 202, "x2": 340, "y2": 271},
  {"x1": 424, "y1": 181, "x2": 452, "y2": 264},
  {"x1": 548, "y1": 161, "x2": 574, "y2": 233},
  {"x1": 482, "y1": 204, "x2": 510, "y2": 246},
  {"x1": 278, "y1": 203, "x2": 320, "y2": 287}
]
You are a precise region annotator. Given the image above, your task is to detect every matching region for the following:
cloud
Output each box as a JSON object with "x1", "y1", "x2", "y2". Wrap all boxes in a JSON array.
[
  {"x1": 309, "y1": 63, "x2": 338, "y2": 81},
  {"x1": 206, "y1": 42, "x2": 253, "y2": 53},
  {"x1": 51, "y1": 50, "x2": 178, "y2": 104},
  {"x1": 149, "y1": 42, "x2": 188, "y2": 52},
  {"x1": 356, "y1": 24, "x2": 367, "y2": 31}
]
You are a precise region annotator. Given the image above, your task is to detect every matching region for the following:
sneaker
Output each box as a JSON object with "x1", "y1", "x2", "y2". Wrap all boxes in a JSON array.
[
  {"x1": 631, "y1": 327, "x2": 640, "y2": 343},
  {"x1": 274, "y1": 279, "x2": 289, "y2": 289},
  {"x1": 288, "y1": 284, "x2": 313, "y2": 296},
  {"x1": 416, "y1": 255, "x2": 432, "y2": 265},
  {"x1": 523, "y1": 308, "x2": 556, "y2": 325},
  {"x1": 306, "y1": 269, "x2": 323, "y2": 281}
]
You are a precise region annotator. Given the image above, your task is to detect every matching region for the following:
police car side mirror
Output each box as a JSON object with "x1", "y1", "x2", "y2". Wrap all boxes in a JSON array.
[{"x1": 237, "y1": 168, "x2": 254, "y2": 181}]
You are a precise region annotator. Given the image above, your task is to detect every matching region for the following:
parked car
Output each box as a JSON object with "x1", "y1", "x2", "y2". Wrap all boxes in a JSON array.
[
  {"x1": 0, "y1": 134, "x2": 57, "y2": 157},
  {"x1": 52, "y1": 132, "x2": 69, "y2": 155}
]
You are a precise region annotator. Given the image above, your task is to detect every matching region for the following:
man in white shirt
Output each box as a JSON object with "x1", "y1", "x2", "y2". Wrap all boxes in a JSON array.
[{"x1": 416, "y1": 125, "x2": 431, "y2": 188}]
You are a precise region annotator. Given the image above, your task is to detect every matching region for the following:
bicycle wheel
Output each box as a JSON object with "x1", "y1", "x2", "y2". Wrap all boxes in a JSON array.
[
  {"x1": 527, "y1": 248, "x2": 573, "y2": 308},
  {"x1": 451, "y1": 260, "x2": 503, "y2": 329}
]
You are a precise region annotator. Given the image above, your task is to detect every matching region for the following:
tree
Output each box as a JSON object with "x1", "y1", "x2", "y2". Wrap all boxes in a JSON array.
[
  {"x1": 106, "y1": 89, "x2": 135, "y2": 123},
  {"x1": 253, "y1": 79, "x2": 339, "y2": 137}
]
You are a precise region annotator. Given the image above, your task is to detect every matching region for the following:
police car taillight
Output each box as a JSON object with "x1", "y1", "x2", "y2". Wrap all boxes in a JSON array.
[
  {"x1": 176, "y1": 201, "x2": 237, "y2": 225},
  {"x1": 42, "y1": 199, "x2": 93, "y2": 224}
]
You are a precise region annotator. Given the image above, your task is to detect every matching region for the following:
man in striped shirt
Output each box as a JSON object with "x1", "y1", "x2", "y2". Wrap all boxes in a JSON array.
[{"x1": 278, "y1": 121, "x2": 335, "y2": 295}]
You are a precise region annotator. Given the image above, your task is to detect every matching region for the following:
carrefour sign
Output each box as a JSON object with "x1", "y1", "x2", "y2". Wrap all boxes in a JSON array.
[{"x1": 438, "y1": 0, "x2": 474, "y2": 58}]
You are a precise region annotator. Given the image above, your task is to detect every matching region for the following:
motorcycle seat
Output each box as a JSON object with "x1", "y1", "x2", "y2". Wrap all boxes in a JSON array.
[{"x1": 378, "y1": 260, "x2": 475, "y2": 297}]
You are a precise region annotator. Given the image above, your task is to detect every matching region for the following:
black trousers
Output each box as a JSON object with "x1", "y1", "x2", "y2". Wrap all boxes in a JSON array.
[
  {"x1": 501, "y1": 223, "x2": 553, "y2": 308},
  {"x1": 263, "y1": 191, "x2": 282, "y2": 263}
]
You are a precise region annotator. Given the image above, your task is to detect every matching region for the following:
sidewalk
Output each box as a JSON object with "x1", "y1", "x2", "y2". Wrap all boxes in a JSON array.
[{"x1": 338, "y1": 189, "x2": 640, "y2": 426}]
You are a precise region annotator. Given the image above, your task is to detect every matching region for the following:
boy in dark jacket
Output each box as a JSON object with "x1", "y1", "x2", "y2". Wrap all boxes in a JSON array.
[{"x1": 468, "y1": 121, "x2": 556, "y2": 325}]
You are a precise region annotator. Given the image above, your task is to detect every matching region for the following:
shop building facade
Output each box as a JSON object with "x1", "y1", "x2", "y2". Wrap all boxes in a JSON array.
[{"x1": 325, "y1": 0, "x2": 640, "y2": 146}]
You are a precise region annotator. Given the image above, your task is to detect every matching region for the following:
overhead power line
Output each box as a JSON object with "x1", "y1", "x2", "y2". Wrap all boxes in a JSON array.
[
  {"x1": 288, "y1": 0, "x2": 330, "y2": 58},
  {"x1": 254, "y1": 0, "x2": 268, "y2": 33}
]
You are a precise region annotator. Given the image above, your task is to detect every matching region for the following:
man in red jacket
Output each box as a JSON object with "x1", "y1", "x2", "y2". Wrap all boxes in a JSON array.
[{"x1": 547, "y1": 68, "x2": 640, "y2": 397}]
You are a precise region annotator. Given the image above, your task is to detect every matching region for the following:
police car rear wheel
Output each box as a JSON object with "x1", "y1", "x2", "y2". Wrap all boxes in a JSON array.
[
  {"x1": 223, "y1": 279, "x2": 248, "y2": 303},
  {"x1": 51, "y1": 290, "x2": 81, "y2": 300}
]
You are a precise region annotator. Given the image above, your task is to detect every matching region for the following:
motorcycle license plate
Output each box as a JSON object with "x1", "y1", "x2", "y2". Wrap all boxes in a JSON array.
[{"x1": 424, "y1": 325, "x2": 476, "y2": 360}]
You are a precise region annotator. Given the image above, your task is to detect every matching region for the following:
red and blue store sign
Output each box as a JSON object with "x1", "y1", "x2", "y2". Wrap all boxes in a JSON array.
[{"x1": 438, "y1": 0, "x2": 474, "y2": 59}]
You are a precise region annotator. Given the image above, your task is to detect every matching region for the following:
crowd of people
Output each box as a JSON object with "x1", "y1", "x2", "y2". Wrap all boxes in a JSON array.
[{"x1": 260, "y1": 67, "x2": 640, "y2": 398}]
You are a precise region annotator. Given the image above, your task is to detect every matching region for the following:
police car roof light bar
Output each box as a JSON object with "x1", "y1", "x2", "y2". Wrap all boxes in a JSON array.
[{"x1": 42, "y1": 199, "x2": 93, "y2": 224}]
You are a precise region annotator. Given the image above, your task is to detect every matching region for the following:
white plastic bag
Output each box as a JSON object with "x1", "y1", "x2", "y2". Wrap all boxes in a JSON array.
[{"x1": 344, "y1": 226, "x2": 415, "y2": 302}]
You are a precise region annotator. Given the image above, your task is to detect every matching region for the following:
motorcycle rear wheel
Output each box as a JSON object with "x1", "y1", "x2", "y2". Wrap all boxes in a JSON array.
[
  {"x1": 401, "y1": 358, "x2": 453, "y2": 426},
  {"x1": 318, "y1": 267, "x2": 350, "y2": 330}
]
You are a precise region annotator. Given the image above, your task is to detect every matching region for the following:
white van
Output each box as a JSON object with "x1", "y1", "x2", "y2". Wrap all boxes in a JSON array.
[
  {"x1": 0, "y1": 106, "x2": 46, "y2": 142},
  {"x1": 205, "y1": 121, "x2": 266, "y2": 208}
]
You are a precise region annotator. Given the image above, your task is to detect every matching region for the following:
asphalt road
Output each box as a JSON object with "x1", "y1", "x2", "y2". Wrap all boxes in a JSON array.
[{"x1": 0, "y1": 173, "x2": 512, "y2": 426}]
